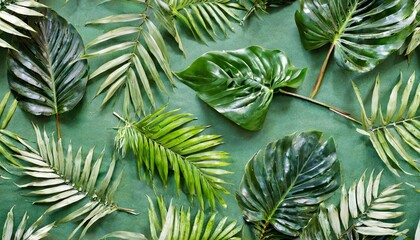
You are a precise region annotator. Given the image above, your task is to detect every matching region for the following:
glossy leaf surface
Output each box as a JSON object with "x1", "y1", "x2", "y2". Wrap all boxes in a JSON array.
[
  {"x1": 236, "y1": 131, "x2": 340, "y2": 238},
  {"x1": 295, "y1": 0, "x2": 416, "y2": 72},
  {"x1": 176, "y1": 46, "x2": 307, "y2": 131},
  {"x1": 7, "y1": 9, "x2": 88, "y2": 116}
]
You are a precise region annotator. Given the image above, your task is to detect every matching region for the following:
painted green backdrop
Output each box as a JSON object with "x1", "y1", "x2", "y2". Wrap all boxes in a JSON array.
[{"x1": 0, "y1": 0, "x2": 419, "y2": 239}]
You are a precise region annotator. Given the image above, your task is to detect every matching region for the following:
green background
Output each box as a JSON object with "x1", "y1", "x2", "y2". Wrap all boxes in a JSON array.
[{"x1": 0, "y1": 0, "x2": 419, "y2": 239}]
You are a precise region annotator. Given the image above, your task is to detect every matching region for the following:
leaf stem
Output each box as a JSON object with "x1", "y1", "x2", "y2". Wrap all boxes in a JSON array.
[
  {"x1": 55, "y1": 112, "x2": 62, "y2": 139},
  {"x1": 311, "y1": 43, "x2": 335, "y2": 98},
  {"x1": 279, "y1": 89, "x2": 362, "y2": 125}
]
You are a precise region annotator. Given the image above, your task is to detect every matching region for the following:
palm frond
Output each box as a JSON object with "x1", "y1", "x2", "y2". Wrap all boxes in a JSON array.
[
  {"x1": 148, "y1": 196, "x2": 242, "y2": 240},
  {"x1": 0, "y1": 91, "x2": 21, "y2": 170},
  {"x1": 84, "y1": 0, "x2": 174, "y2": 116},
  {"x1": 0, "y1": 0, "x2": 47, "y2": 50},
  {"x1": 301, "y1": 170, "x2": 408, "y2": 239},
  {"x1": 353, "y1": 72, "x2": 420, "y2": 176},
  {"x1": 1, "y1": 207, "x2": 55, "y2": 240},
  {"x1": 13, "y1": 125, "x2": 135, "y2": 240},
  {"x1": 114, "y1": 106, "x2": 232, "y2": 209},
  {"x1": 161, "y1": 0, "x2": 241, "y2": 43}
]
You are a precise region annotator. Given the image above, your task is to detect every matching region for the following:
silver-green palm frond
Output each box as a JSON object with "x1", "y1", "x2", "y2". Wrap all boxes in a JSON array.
[
  {"x1": 84, "y1": 0, "x2": 174, "y2": 117},
  {"x1": 0, "y1": 92, "x2": 20, "y2": 170},
  {"x1": 1, "y1": 207, "x2": 54, "y2": 240},
  {"x1": 148, "y1": 196, "x2": 242, "y2": 240},
  {"x1": 114, "y1": 106, "x2": 232, "y2": 209},
  {"x1": 0, "y1": 0, "x2": 47, "y2": 50},
  {"x1": 353, "y1": 72, "x2": 420, "y2": 176},
  {"x1": 301, "y1": 170, "x2": 408, "y2": 239},
  {"x1": 13, "y1": 125, "x2": 135, "y2": 240},
  {"x1": 159, "y1": 0, "x2": 241, "y2": 43}
]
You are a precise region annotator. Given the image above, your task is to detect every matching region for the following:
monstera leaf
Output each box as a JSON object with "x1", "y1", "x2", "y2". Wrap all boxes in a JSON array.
[
  {"x1": 175, "y1": 46, "x2": 307, "y2": 131},
  {"x1": 301, "y1": 170, "x2": 408, "y2": 239},
  {"x1": 7, "y1": 9, "x2": 88, "y2": 130},
  {"x1": 295, "y1": 0, "x2": 416, "y2": 97},
  {"x1": 236, "y1": 131, "x2": 340, "y2": 238}
]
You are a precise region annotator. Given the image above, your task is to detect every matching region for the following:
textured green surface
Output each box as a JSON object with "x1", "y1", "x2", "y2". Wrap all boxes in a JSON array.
[{"x1": 0, "y1": 0, "x2": 419, "y2": 239}]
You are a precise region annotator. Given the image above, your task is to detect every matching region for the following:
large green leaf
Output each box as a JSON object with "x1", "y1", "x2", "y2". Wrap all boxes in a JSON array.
[
  {"x1": 175, "y1": 46, "x2": 307, "y2": 131},
  {"x1": 115, "y1": 106, "x2": 232, "y2": 209},
  {"x1": 148, "y1": 196, "x2": 241, "y2": 240},
  {"x1": 1, "y1": 207, "x2": 54, "y2": 240},
  {"x1": 353, "y1": 72, "x2": 420, "y2": 176},
  {"x1": 7, "y1": 9, "x2": 88, "y2": 116},
  {"x1": 236, "y1": 131, "x2": 340, "y2": 238},
  {"x1": 13, "y1": 125, "x2": 135, "y2": 240},
  {"x1": 0, "y1": 0, "x2": 47, "y2": 51},
  {"x1": 295, "y1": 0, "x2": 416, "y2": 96},
  {"x1": 301, "y1": 170, "x2": 408, "y2": 239}
]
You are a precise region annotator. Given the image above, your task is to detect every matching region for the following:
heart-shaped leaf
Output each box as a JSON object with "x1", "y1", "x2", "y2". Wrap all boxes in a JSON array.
[
  {"x1": 295, "y1": 0, "x2": 416, "y2": 96},
  {"x1": 7, "y1": 9, "x2": 88, "y2": 116},
  {"x1": 236, "y1": 131, "x2": 340, "y2": 238},
  {"x1": 175, "y1": 46, "x2": 307, "y2": 131}
]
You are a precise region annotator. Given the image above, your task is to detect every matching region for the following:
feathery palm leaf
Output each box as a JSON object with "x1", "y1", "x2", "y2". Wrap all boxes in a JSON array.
[
  {"x1": 0, "y1": 91, "x2": 21, "y2": 170},
  {"x1": 0, "y1": 0, "x2": 47, "y2": 51},
  {"x1": 353, "y1": 72, "x2": 420, "y2": 176},
  {"x1": 148, "y1": 196, "x2": 241, "y2": 240},
  {"x1": 157, "y1": 0, "x2": 241, "y2": 43},
  {"x1": 1, "y1": 207, "x2": 55, "y2": 240},
  {"x1": 295, "y1": 0, "x2": 416, "y2": 97},
  {"x1": 114, "y1": 106, "x2": 232, "y2": 209},
  {"x1": 236, "y1": 131, "x2": 340, "y2": 239},
  {"x1": 13, "y1": 125, "x2": 135, "y2": 240},
  {"x1": 301, "y1": 170, "x2": 408, "y2": 239},
  {"x1": 84, "y1": 0, "x2": 174, "y2": 116}
]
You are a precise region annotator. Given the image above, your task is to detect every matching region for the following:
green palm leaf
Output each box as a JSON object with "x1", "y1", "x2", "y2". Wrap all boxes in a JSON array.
[
  {"x1": 1, "y1": 207, "x2": 55, "y2": 240},
  {"x1": 114, "y1": 106, "x2": 232, "y2": 209},
  {"x1": 236, "y1": 131, "x2": 341, "y2": 239},
  {"x1": 84, "y1": 0, "x2": 174, "y2": 116},
  {"x1": 0, "y1": 92, "x2": 20, "y2": 170},
  {"x1": 353, "y1": 72, "x2": 420, "y2": 176},
  {"x1": 295, "y1": 0, "x2": 416, "y2": 97},
  {"x1": 241, "y1": 0, "x2": 295, "y2": 24},
  {"x1": 301, "y1": 170, "x2": 408, "y2": 239},
  {"x1": 148, "y1": 196, "x2": 241, "y2": 240},
  {"x1": 401, "y1": 0, "x2": 420, "y2": 58},
  {"x1": 175, "y1": 46, "x2": 307, "y2": 131},
  {"x1": 7, "y1": 8, "x2": 88, "y2": 116},
  {"x1": 0, "y1": 0, "x2": 46, "y2": 51},
  {"x1": 13, "y1": 125, "x2": 135, "y2": 240},
  {"x1": 158, "y1": 0, "x2": 241, "y2": 43}
]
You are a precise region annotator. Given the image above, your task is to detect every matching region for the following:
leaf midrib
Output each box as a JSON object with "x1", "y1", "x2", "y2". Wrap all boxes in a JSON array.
[
  {"x1": 41, "y1": 25, "x2": 59, "y2": 114},
  {"x1": 369, "y1": 116, "x2": 420, "y2": 132},
  {"x1": 333, "y1": 1, "x2": 359, "y2": 43}
]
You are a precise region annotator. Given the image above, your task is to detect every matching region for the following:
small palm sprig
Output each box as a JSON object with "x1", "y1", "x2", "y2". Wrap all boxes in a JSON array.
[
  {"x1": 0, "y1": 0, "x2": 47, "y2": 50},
  {"x1": 114, "y1": 106, "x2": 232, "y2": 209},
  {"x1": 83, "y1": 0, "x2": 174, "y2": 117},
  {"x1": 0, "y1": 92, "x2": 21, "y2": 170},
  {"x1": 1, "y1": 207, "x2": 54, "y2": 240},
  {"x1": 301, "y1": 170, "x2": 408, "y2": 239},
  {"x1": 14, "y1": 125, "x2": 135, "y2": 240},
  {"x1": 148, "y1": 196, "x2": 242, "y2": 239},
  {"x1": 353, "y1": 72, "x2": 420, "y2": 176},
  {"x1": 156, "y1": 0, "x2": 241, "y2": 43}
]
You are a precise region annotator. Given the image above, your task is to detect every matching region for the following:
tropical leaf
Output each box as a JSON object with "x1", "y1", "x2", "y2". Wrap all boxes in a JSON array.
[
  {"x1": 240, "y1": 0, "x2": 295, "y2": 24},
  {"x1": 148, "y1": 196, "x2": 242, "y2": 240},
  {"x1": 0, "y1": 91, "x2": 21, "y2": 170},
  {"x1": 114, "y1": 106, "x2": 232, "y2": 209},
  {"x1": 0, "y1": 0, "x2": 47, "y2": 51},
  {"x1": 415, "y1": 219, "x2": 420, "y2": 240},
  {"x1": 236, "y1": 131, "x2": 341, "y2": 239},
  {"x1": 84, "y1": 0, "x2": 174, "y2": 117},
  {"x1": 157, "y1": 0, "x2": 242, "y2": 43},
  {"x1": 7, "y1": 9, "x2": 88, "y2": 122},
  {"x1": 401, "y1": 0, "x2": 420, "y2": 58},
  {"x1": 13, "y1": 125, "x2": 135, "y2": 240},
  {"x1": 301, "y1": 170, "x2": 408, "y2": 239},
  {"x1": 352, "y1": 72, "x2": 420, "y2": 176},
  {"x1": 175, "y1": 45, "x2": 307, "y2": 131},
  {"x1": 1, "y1": 207, "x2": 55, "y2": 240},
  {"x1": 295, "y1": 0, "x2": 416, "y2": 97},
  {"x1": 99, "y1": 231, "x2": 147, "y2": 240}
]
